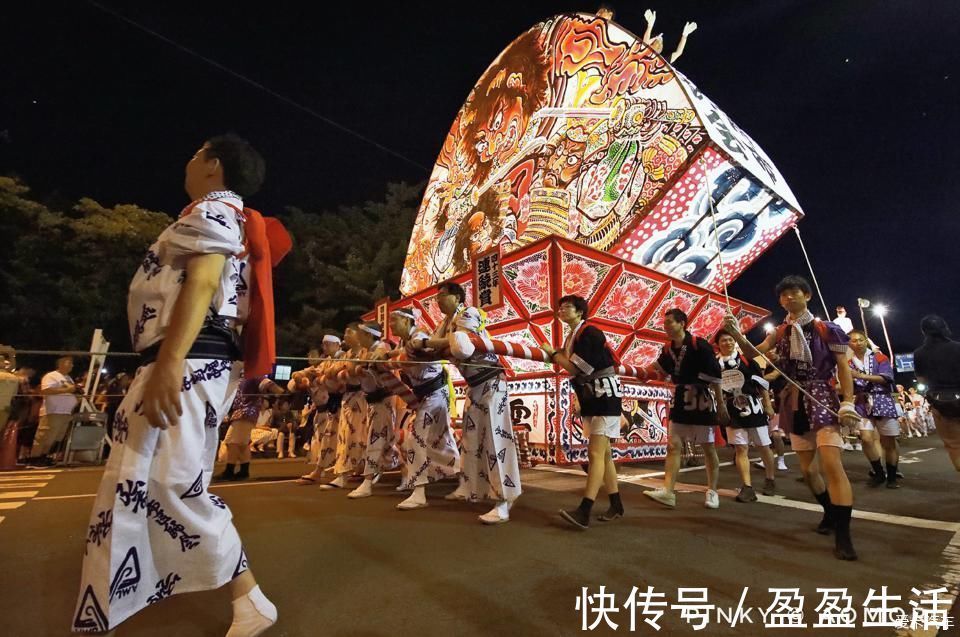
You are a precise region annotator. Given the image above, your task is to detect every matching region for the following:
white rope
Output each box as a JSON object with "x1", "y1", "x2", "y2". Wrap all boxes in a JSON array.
[
  {"x1": 700, "y1": 156, "x2": 731, "y2": 308},
  {"x1": 793, "y1": 226, "x2": 830, "y2": 318}
]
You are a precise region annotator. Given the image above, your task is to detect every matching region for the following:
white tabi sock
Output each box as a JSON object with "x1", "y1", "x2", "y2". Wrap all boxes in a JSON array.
[
  {"x1": 482, "y1": 501, "x2": 510, "y2": 519},
  {"x1": 397, "y1": 486, "x2": 428, "y2": 509},
  {"x1": 227, "y1": 585, "x2": 277, "y2": 637},
  {"x1": 348, "y1": 478, "x2": 373, "y2": 498}
]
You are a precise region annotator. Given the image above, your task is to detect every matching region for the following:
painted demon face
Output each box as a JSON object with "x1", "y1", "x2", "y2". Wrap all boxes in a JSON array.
[{"x1": 474, "y1": 95, "x2": 525, "y2": 168}]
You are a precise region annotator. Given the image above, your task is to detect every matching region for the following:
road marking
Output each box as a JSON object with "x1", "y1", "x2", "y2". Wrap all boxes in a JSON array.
[
  {"x1": 752, "y1": 494, "x2": 960, "y2": 533},
  {"x1": 0, "y1": 474, "x2": 55, "y2": 525},
  {"x1": 0, "y1": 491, "x2": 39, "y2": 500},
  {"x1": 0, "y1": 469, "x2": 63, "y2": 476},
  {"x1": 0, "y1": 474, "x2": 56, "y2": 482},
  {"x1": 0, "y1": 483, "x2": 49, "y2": 489},
  {"x1": 31, "y1": 493, "x2": 96, "y2": 502}
]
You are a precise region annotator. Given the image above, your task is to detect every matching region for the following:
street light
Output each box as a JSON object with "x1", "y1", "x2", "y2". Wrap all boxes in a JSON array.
[
  {"x1": 857, "y1": 297, "x2": 871, "y2": 337},
  {"x1": 871, "y1": 303, "x2": 895, "y2": 364}
]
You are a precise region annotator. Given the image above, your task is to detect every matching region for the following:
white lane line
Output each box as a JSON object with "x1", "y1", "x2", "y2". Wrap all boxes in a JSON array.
[
  {"x1": 0, "y1": 483, "x2": 49, "y2": 489},
  {"x1": 0, "y1": 491, "x2": 39, "y2": 500},
  {"x1": 896, "y1": 529, "x2": 960, "y2": 637},
  {"x1": 0, "y1": 501, "x2": 26, "y2": 511},
  {"x1": 0, "y1": 474, "x2": 56, "y2": 482},
  {"x1": 753, "y1": 494, "x2": 960, "y2": 533},
  {"x1": 31, "y1": 494, "x2": 96, "y2": 502}
]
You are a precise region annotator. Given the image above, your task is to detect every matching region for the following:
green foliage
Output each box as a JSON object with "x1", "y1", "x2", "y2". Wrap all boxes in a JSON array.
[
  {"x1": 0, "y1": 177, "x2": 170, "y2": 355},
  {"x1": 0, "y1": 176, "x2": 422, "y2": 364},
  {"x1": 274, "y1": 181, "x2": 421, "y2": 354}
]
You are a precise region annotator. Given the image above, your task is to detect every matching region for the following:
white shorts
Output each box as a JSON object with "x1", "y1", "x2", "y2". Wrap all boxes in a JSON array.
[
  {"x1": 727, "y1": 426, "x2": 771, "y2": 447},
  {"x1": 790, "y1": 426, "x2": 843, "y2": 452},
  {"x1": 583, "y1": 415, "x2": 621, "y2": 439},
  {"x1": 670, "y1": 422, "x2": 715, "y2": 445},
  {"x1": 223, "y1": 420, "x2": 255, "y2": 445},
  {"x1": 858, "y1": 417, "x2": 901, "y2": 437}
]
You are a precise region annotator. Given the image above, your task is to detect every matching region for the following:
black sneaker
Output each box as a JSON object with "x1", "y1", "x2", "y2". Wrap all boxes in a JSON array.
[
  {"x1": 834, "y1": 535, "x2": 858, "y2": 561},
  {"x1": 816, "y1": 513, "x2": 835, "y2": 535},
  {"x1": 762, "y1": 478, "x2": 776, "y2": 496},
  {"x1": 559, "y1": 509, "x2": 590, "y2": 530},
  {"x1": 735, "y1": 485, "x2": 758, "y2": 502},
  {"x1": 597, "y1": 506, "x2": 624, "y2": 522}
]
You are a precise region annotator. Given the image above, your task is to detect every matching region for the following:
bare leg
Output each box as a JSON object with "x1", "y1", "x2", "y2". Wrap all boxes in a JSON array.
[
  {"x1": 228, "y1": 570, "x2": 257, "y2": 600},
  {"x1": 860, "y1": 429, "x2": 881, "y2": 463},
  {"x1": 601, "y1": 443, "x2": 619, "y2": 496},
  {"x1": 880, "y1": 435, "x2": 899, "y2": 466},
  {"x1": 759, "y1": 445, "x2": 776, "y2": 480},
  {"x1": 734, "y1": 444, "x2": 752, "y2": 487},
  {"x1": 226, "y1": 444, "x2": 243, "y2": 465},
  {"x1": 701, "y1": 442, "x2": 719, "y2": 490},
  {"x1": 797, "y1": 450, "x2": 825, "y2": 494},
  {"x1": 584, "y1": 435, "x2": 610, "y2": 500},
  {"x1": 662, "y1": 434, "x2": 683, "y2": 492},
  {"x1": 773, "y1": 433, "x2": 786, "y2": 459}
]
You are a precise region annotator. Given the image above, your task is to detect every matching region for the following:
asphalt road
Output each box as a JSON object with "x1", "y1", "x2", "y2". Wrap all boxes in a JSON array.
[{"x1": 1, "y1": 435, "x2": 959, "y2": 637}]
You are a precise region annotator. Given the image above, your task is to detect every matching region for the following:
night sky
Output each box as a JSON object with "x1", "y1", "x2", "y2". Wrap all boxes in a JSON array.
[{"x1": 2, "y1": 1, "x2": 958, "y2": 356}]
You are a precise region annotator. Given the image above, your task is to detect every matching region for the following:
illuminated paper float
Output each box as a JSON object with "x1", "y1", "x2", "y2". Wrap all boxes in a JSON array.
[
  {"x1": 380, "y1": 236, "x2": 768, "y2": 466},
  {"x1": 382, "y1": 12, "x2": 807, "y2": 464},
  {"x1": 399, "y1": 12, "x2": 802, "y2": 297}
]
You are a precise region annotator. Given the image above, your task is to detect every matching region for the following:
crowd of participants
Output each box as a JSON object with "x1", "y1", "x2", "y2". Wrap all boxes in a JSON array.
[{"x1": 5, "y1": 134, "x2": 960, "y2": 637}]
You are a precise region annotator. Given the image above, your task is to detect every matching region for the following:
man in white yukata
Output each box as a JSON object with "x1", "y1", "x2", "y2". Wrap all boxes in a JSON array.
[
  {"x1": 296, "y1": 335, "x2": 343, "y2": 485},
  {"x1": 320, "y1": 324, "x2": 369, "y2": 490},
  {"x1": 73, "y1": 134, "x2": 288, "y2": 636},
  {"x1": 411, "y1": 281, "x2": 521, "y2": 524},
  {"x1": 389, "y1": 308, "x2": 460, "y2": 510},
  {"x1": 347, "y1": 321, "x2": 401, "y2": 498}
]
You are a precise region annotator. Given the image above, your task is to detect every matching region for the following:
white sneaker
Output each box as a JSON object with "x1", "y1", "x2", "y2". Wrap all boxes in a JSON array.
[
  {"x1": 842, "y1": 442, "x2": 854, "y2": 451},
  {"x1": 705, "y1": 489, "x2": 720, "y2": 509},
  {"x1": 776, "y1": 457, "x2": 788, "y2": 472},
  {"x1": 643, "y1": 488, "x2": 676, "y2": 508},
  {"x1": 347, "y1": 480, "x2": 373, "y2": 499},
  {"x1": 853, "y1": 443, "x2": 862, "y2": 451}
]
